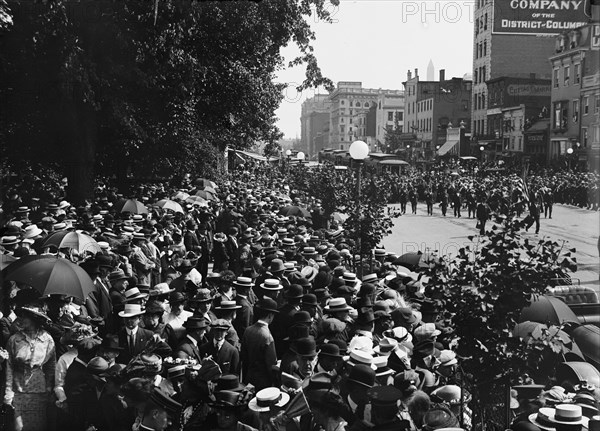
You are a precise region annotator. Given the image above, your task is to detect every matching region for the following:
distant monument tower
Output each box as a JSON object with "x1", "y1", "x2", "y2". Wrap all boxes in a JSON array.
[{"x1": 427, "y1": 59, "x2": 435, "y2": 81}]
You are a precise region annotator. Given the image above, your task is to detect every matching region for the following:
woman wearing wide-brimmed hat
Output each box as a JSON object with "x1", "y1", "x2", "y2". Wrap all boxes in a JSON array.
[{"x1": 4, "y1": 306, "x2": 56, "y2": 431}]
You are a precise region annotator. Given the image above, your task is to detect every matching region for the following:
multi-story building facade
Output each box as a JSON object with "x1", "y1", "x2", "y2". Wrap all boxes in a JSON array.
[
  {"x1": 471, "y1": 0, "x2": 588, "y2": 147},
  {"x1": 300, "y1": 95, "x2": 331, "y2": 159},
  {"x1": 374, "y1": 93, "x2": 405, "y2": 152},
  {"x1": 550, "y1": 22, "x2": 600, "y2": 170},
  {"x1": 328, "y1": 82, "x2": 403, "y2": 151},
  {"x1": 483, "y1": 76, "x2": 552, "y2": 161},
  {"x1": 403, "y1": 69, "x2": 472, "y2": 159}
]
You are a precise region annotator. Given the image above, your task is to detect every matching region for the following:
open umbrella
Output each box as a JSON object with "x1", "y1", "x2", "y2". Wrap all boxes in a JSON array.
[
  {"x1": 194, "y1": 178, "x2": 217, "y2": 189},
  {"x1": 172, "y1": 191, "x2": 190, "y2": 201},
  {"x1": 41, "y1": 231, "x2": 102, "y2": 255},
  {"x1": 571, "y1": 325, "x2": 600, "y2": 369},
  {"x1": 280, "y1": 205, "x2": 311, "y2": 218},
  {"x1": 115, "y1": 199, "x2": 148, "y2": 214},
  {"x1": 195, "y1": 190, "x2": 217, "y2": 201},
  {"x1": 392, "y1": 252, "x2": 423, "y2": 269},
  {"x1": 0, "y1": 254, "x2": 17, "y2": 271},
  {"x1": 519, "y1": 295, "x2": 580, "y2": 325},
  {"x1": 556, "y1": 362, "x2": 600, "y2": 388},
  {"x1": 155, "y1": 199, "x2": 184, "y2": 214},
  {"x1": 1, "y1": 255, "x2": 95, "y2": 300},
  {"x1": 185, "y1": 196, "x2": 209, "y2": 207},
  {"x1": 513, "y1": 321, "x2": 585, "y2": 361}
]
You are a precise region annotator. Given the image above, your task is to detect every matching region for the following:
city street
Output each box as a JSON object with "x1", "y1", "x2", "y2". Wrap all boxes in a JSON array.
[{"x1": 382, "y1": 203, "x2": 600, "y2": 288}]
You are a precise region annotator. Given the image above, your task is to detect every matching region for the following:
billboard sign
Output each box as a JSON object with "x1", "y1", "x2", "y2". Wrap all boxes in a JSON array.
[{"x1": 493, "y1": 0, "x2": 589, "y2": 35}]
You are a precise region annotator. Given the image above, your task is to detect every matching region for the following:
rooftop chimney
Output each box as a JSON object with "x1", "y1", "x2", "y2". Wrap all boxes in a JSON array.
[
  {"x1": 439, "y1": 69, "x2": 446, "y2": 82},
  {"x1": 408, "y1": 70, "x2": 412, "y2": 80},
  {"x1": 414, "y1": 68, "x2": 419, "y2": 78}
]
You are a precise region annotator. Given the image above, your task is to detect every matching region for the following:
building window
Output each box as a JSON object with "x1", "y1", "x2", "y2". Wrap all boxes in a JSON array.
[
  {"x1": 388, "y1": 112, "x2": 394, "y2": 121},
  {"x1": 482, "y1": 66, "x2": 486, "y2": 82},
  {"x1": 341, "y1": 118, "x2": 344, "y2": 123},
  {"x1": 553, "y1": 102, "x2": 568, "y2": 129},
  {"x1": 518, "y1": 136, "x2": 522, "y2": 151},
  {"x1": 483, "y1": 41, "x2": 487, "y2": 56},
  {"x1": 575, "y1": 63, "x2": 581, "y2": 84},
  {"x1": 595, "y1": 95, "x2": 600, "y2": 114},
  {"x1": 341, "y1": 100, "x2": 345, "y2": 105},
  {"x1": 349, "y1": 118, "x2": 353, "y2": 124},
  {"x1": 584, "y1": 96, "x2": 589, "y2": 115},
  {"x1": 397, "y1": 112, "x2": 403, "y2": 121},
  {"x1": 582, "y1": 127, "x2": 588, "y2": 147},
  {"x1": 553, "y1": 69, "x2": 559, "y2": 88},
  {"x1": 340, "y1": 125, "x2": 345, "y2": 133},
  {"x1": 474, "y1": 70, "x2": 478, "y2": 85},
  {"x1": 484, "y1": 13, "x2": 488, "y2": 30},
  {"x1": 573, "y1": 100, "x2": 579, "y2": 122},
  {"x1": 564, "y1": 65, "x2": 570, "y2": 86},
  {"x1": 349, "y1": 109, "x2": 353, "y2": 115}
]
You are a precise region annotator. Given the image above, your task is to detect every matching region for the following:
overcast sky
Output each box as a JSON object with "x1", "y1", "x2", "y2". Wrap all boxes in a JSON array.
[{"x1": 274, "y1": 0, "x2": 475, "y2": 139}]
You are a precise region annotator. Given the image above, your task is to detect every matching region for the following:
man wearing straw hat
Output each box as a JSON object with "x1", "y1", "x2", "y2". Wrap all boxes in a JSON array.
[{"x1": 117, "y1": 304, "x2": 171, "y2": 364}]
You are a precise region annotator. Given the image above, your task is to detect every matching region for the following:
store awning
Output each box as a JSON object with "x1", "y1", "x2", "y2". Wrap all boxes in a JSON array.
[{"x1": 437, "y1": 139, "x2": 459, "y2": 156}]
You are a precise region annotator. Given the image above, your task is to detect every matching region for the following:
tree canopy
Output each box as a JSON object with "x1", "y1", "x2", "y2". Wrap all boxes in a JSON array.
[{"x1": 0, "y1": 0, "x2": 336, "y2": 202}]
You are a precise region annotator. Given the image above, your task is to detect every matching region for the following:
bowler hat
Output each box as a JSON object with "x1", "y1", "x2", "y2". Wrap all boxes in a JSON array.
[
  {"x1": 301, "y1": 294, "x2": 318, "y2": 307},
  {"x1": 347, "y1": 364, "x2": 376, "y2": 388},
  {"x1": 291, "y1": 337, "x2": 318, "y2": 358},
  {"x1": 285, "y1": 284, "x2": 304, "y2": 299},
  {"x1": 255, "y1": 297, "x2": 279, "y2": 314},
  {"x1": 183, "y1": 317, "x2": 209, "y2": 330},
  {"x1": 216, "y1": 374, "x2": 245, "y2": 392},
  {"x1": 292, "y1": 310, "x2": 312, "y2": 325},
  {"x1": 318, "y1": 343, "x2": 343, "y2": 358}
]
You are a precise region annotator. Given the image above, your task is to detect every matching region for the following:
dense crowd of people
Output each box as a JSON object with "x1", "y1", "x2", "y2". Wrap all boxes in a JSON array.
[{"x1": 0, "y1": 163, "x2": 598, "y2": 431}]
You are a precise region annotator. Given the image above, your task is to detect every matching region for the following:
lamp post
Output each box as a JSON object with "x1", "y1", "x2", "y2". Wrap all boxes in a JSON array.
[
  {"x1": 297, "y1": 151, "x2": 305, "y2": 163},
  {"x1": 479, "y1": 145, "x2": 485, "y2": 165},
  {"x1": 567, "y1": 147, "x2": 573, "y2": 170},
  {"x1": 349, "y1": 140, "x2": 370, "y2": 277}
]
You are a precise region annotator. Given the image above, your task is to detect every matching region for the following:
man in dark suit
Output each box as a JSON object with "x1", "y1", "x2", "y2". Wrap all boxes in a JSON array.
[
  {"x1": 117, "y1": 303, "x2": 172, "y2": 364},
  {"x1": 199, "y1": 319, "x2": 239, "y2": 374},
  {"x1": 232, "y1": 277, "x2": 253, "y2": 338},
  {"x1": 174, "y1": 317, "x2": 208, "y2": 362},
  {"x1": 241, "y1": 297, "x2": 279, "y2": 391},
  {"x1": 64, "y1": 336, "x2": 102, "y2": 430},
  {"x1": 271, "y1": 284, "x2": 303, "y2": 356}
]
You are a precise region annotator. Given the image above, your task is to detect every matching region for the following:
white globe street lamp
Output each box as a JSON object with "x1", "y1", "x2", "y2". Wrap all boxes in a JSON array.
[
  {"x1": 285, "y1": 149, "x2": 292, "y2": 157},
  {"x1": 566, "y1": 148, "x2": 573, "y2": 155},
  {"x1": 349, "y1": 140, "x2": 369, "y2": 278},
  {"x1": 297, "y1": 151, "x2": 305, "y2": 161},
  {"x1": 349, "y1": 140, "x2": 369, "y2": 160}
]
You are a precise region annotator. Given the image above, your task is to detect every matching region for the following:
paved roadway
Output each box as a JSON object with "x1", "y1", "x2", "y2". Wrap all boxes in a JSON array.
[{"x1": 381, "y1": 203, "x2": 600, "y2": 289}]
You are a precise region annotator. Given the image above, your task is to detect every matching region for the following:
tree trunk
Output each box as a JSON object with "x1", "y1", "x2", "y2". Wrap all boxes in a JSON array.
[{"x1": 64, "y1": 101, "x2": 97, "y2": 205}]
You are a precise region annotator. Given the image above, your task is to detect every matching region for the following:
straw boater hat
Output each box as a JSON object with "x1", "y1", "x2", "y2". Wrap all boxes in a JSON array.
[
  {"x1": 215, "y1": 300, "x2": 242, "y2": 311},
  {"x1": 232, "y1": 276, "x2": 253, "y2": 289},
  {"x1": 248, "y1": 387, "x2": 290, "y2": 412},
  {"x1": 546, "y1": 404, "x2": 589, "y2": 427},
  {"x1": 118, "y1": 304, "x2": 145, "y2": 318},
  {"x1": 260, "y1": 279, "x2": 283, "y2": 291},
  {"x1": 324, "y1": 297, "x2": 353, "y2": 313},
  {"x1": 123, "y1": 287, "x2": 149, "y2": 302}
]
